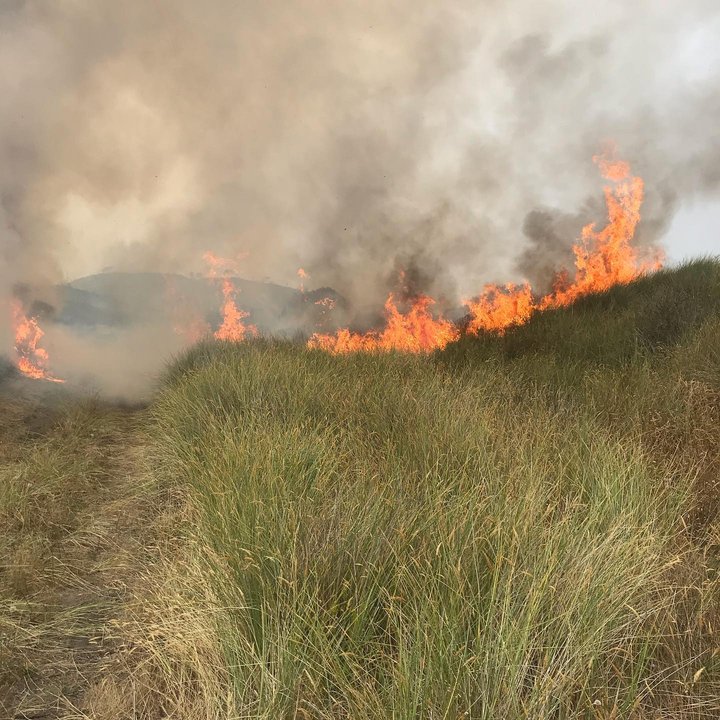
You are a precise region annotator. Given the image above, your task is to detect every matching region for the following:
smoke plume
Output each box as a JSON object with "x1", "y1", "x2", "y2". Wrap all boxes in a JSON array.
[{"x1": 1, "y1": 0, "x2": 719, "y2": 393}]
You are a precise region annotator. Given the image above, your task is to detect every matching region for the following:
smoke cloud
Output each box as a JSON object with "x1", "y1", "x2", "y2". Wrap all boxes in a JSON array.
[{"x1": 1, "y1": 0, "x2": 719, "y2": 393}]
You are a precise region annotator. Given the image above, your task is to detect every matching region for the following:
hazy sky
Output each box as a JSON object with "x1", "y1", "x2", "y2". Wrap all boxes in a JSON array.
[{"x1": 664, "y1": 203, "x2": 719, "y2": 263}]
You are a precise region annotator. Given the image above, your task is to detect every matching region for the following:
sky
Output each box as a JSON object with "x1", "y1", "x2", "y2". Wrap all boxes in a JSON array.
[{"x1": 664, "y1": 203, "x2": 719, "y2": 263}]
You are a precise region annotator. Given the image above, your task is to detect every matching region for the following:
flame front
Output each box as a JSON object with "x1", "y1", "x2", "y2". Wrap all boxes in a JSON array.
[
  {"x1": 465, "y1": 152, "x2": 659, "y2": 334},
  {"x1": 11, "y1": 301, "x2": 64, "y2": 383},
  {"x1": 540, "y1": 153, "x2": 658, "y2": 308},
  {"x1": 309, "y1": 151, "x2": 660, "y2": 353},
  {"x1": 309, "y1": 293, "x2": 458, "y2": 353},
  {"x1": 6, "y1": 151, "x2": 664, "y2": 372}
]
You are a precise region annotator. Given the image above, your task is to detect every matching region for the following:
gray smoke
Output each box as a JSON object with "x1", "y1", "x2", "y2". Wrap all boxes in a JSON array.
[{"x1": 1, "y1": 0, "x2": 719, "y2": 393}]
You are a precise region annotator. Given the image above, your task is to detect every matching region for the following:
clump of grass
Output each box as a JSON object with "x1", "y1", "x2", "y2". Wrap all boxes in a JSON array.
[{"x1": 151, "y1": 324, "x2": 718, "y2": 716}]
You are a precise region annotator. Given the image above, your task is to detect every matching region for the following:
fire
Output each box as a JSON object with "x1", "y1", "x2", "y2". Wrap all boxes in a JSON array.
[
  {"x1": 539, "y1": 152, "x2": 659, "y2": 309},
  {"x1": 214, "y1": 278, "x2": 258, "y2": 341},
  {"x1": 203, "y1": 251, "x2": 257, "y2": 342},
  {"x1": 11, "y1": 301, "x2": 64, "y2": 383},
  {"x1": 308, "y1": 293, "x2": 458, "y2": 353},
  {"x1": 464, "y1": 151, "x2": 659, "y2": 335},
  {"x1": 465, "y1": 282, "x2": 535, "y2": 334},
  {"x1": 309, "y1": 151, "x2": 660, "y2": 353},
  {"x1": 5, "y1": 149, "x2": 661, "y2": 371},
  {"x1": 297, "y1": 267, "x2": 311, "y2": 293}
]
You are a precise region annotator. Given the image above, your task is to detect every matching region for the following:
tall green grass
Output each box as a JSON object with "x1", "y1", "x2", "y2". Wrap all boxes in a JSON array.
[{"x1": 152, "y1": 260, "x2": 720, "y2": 720}]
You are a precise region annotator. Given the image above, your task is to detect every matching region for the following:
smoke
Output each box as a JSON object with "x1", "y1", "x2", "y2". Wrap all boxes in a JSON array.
[{"x1": 1, "y1": 0, "x2": 719, "y2": 393}]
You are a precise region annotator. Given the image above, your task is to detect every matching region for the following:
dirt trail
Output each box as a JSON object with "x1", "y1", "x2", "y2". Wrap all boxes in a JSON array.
[{"x1": 0, "y1": 386, "x2": 157, "y2": 719}]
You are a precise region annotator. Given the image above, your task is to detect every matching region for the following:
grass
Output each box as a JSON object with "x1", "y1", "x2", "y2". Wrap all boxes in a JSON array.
[
  {"x1": 145, "y1": 261, "x2": 720, "y2": 718},
  {"x1": 0, "y1": 391, "x2": 165, "y2": 717},
  {"x1": 1, "y1": 259, "x2": 718, "y2": 718}
]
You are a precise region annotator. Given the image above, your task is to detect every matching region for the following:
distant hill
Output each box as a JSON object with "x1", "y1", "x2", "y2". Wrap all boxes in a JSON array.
[{"x1": 29, "y1": 272, "x2": 347, "y2": 336}]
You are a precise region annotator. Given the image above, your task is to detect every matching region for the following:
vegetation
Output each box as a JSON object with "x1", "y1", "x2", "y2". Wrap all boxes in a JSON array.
[
  {"x1": 148, "y1": 259, "x2": 720, "y2": 718},
  {"x1": 0, "y1": 392, "x2": 168, "y2": 717},
  {"x1": 1, "y1": 259, "x2": 718, "y2": 718}
]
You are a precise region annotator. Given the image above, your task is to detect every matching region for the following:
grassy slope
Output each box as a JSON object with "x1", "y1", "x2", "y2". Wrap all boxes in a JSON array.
[{"x1": 148, "y1": 260, "x2": 720, "y2": 718}]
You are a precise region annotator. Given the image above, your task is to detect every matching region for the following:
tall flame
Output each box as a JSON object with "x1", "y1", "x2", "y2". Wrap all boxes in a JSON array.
[
  {"x1": 297, "y1": 267, "x2": 309, "y2": 293},
  {"x1": 464, "y1": 151, "x2": 660, "y2": 334},
  {"x1": 11, "y1": 301, "x2": 64, "y2": 383},
  {"x1": 214, "y1": 278, "x2": 257, "y2": 341},
  {"x1": 540, "y1": 153, "x2": 658, "y2": 308},
  {"x1": 203, "y1": 251, "x2": 257, "y2": 342},
  {"x1": 309, "y1": 151, "x2": 660, "y2": 353}
]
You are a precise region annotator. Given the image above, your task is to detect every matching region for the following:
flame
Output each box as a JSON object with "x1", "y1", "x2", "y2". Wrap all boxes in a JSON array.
[
  {"x1": 309, "y1": 293, "x2": 458, "y2": 353},
  {"x1": 11, "y1": 301, "x2": 64, "y2": 383},
  {"x1": 540, "y1": 152, "x2": 659, "y2": 308},
  {"x1": 5, "y1": 150, "x2": 659, "y2": 371},
  {"x1": 203, "y1": 252, "x2": 257, "y2": 342},
  {"x1": 309, "y1": 151, "x2": 661, "y2": 353},
  {"x1": 214, "y1": 278, "x2": 258, "y2": 341},
  {"x1": 465, "y1": 282, "x2": 535, "y2": 334},
  {"x1": 464, "y1": 151, "x2": 661, "y2": 335},
  {"x1": 297, "y1": 267, "x2": 309, "y2": 293}
]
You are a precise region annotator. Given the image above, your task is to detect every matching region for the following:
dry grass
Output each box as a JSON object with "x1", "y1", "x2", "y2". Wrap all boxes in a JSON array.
[
  {"x1": 1, "y1": 261, "x2": 718, "y2": 719},
  {"x1": 0, "y1": 389, "x2": 164, "y2": 718}
]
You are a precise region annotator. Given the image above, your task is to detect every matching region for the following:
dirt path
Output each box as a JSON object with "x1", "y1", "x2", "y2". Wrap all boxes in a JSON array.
[{"x1": 0, "y1": 387, "x2": 158, "y2": 718}]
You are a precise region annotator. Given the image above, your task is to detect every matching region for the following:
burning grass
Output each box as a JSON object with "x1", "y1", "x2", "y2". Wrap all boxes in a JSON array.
[
  {"x1": 1, "y1": 261, "x2": 718, "y2": 718},
  {"x1": 146, "y1": 263, "x2": 720, "y2": 718}
]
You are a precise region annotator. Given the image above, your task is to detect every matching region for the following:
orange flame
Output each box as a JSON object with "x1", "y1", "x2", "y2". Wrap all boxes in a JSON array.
[
  {"x1": 309, "y1": 293, "x2": 458, "y2": 353},
  {"x1": 214, "y1": 278, "x2": 258, "y2": 341},
  {"x1": 203, "y1": 252, "x2": 257, "y2": 342},
  {"x1": 465, "y1": 282, "x2": 535, "y2": 334},
  {"x1": 297, "y1": 267, "x2": 309, "y2": 293},
  {"x1": 465, "y1": 151, "x2": 660, "y2": 335},
  {"x1": 11, "y1": 301, "x2": 64, "y2": 383},
  {"x1": 540, "y1": 152, "x2": 659, "y2": 308},
  {"x1": 310, "y1": 151, "x2": 661, "y2": 352}
]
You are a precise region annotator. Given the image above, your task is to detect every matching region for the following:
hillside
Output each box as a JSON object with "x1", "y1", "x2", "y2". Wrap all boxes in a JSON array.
[
  {"x1": 1, "y1": 260, "x2": 718, "y2": 718},
  {"x1": 445, "y1": 258, "x2": 720, "y2": 368},
  {"x1": 21, "y1": 271, "x2": 347, "y2": 335}
]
